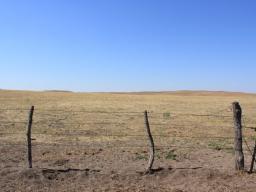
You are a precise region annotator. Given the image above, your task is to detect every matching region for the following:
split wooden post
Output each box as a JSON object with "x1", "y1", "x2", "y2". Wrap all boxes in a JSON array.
[
  {"x1": 144, "y1": 110, "x2": 155, "y2": 174},
  {"x1": 27, "y1": 106, "x2": 34, "y2": 168},
  {"x1": 232, "y1": 102, "x2": 244, "y2": 171}
]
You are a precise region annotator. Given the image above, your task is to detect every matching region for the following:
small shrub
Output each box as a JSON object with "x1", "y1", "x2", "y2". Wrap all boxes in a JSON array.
[
  {"x1": 165, "y1": 150, "x2": 177, "y2": 160},
  {"x1": 208, "y1": 141, "x2": 226, "y2": 151},
  {"x1": 156, "y1": 153, "x2": 161, "y2": 160},
  {"x1": 163, "y1": 112, "x2": 171, "y2": 119},
  {"x1": 135, "y1": 153, "x2": 148, "y2": 160}
]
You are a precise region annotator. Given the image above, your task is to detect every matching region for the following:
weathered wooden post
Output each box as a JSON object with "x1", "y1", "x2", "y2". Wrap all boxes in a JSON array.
[
  {"x1": 27, "y1": 106, "x2": 34, "y2": 168},
  {"x1": 144, "y1": 110, "x2": 155, "y2": 174},
  {"x1": 232, "y1": 102, "x2": 244, "y2": 171}
]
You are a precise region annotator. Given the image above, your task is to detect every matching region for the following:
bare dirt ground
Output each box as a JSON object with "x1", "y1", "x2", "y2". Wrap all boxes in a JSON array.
[
  {"x1": 1, "y1": 90, "x2": 256, "y2": 191},
  {"x1": 1, "y1": 147, "x2": 256, "y2": 192}
]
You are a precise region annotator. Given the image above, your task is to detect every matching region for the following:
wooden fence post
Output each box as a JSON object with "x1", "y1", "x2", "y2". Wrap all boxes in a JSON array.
[
  {"x1": 249, "y1": 141, "x2": 256, "y2": 173},
  {"x1": 27, "y1": 106, "x2": 34, "y2": 168},
  {"x1": 232, "y1": 102, "x2": 244, "y2": 171},
  {"x1": 144, "y1": 110, "x2": 155, "y2": 174}
]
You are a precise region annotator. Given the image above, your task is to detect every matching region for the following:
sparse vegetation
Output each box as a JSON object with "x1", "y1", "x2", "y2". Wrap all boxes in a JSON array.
[
  {"x1": 165, "y1": 150, "x2": 177, "y2": 160},
  {"x1": 135, "y1": 153, "x2": 148, "y2": 160},
  {"x1": 1, "y1": 90, "x2": 256, "y2": 191},
  {"x1": 207, "y1": 140, "x2": 233, "y2": 151},
  {"x1": 163, "y1": 112, "x2": 171, "y2": 119}
]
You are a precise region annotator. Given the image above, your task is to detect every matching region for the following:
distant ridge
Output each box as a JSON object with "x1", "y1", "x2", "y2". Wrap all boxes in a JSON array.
[
  {"x1": 0, "y1": 89, "x2": 255, "y2": 96},
  {"x1": 0, "y1": 89, "x2": 73, "y2": 93},
  {"x1": 108, "y1": 90, "x2": 256, "y2": 96},
  {"x1": 43, "y1": 90, "x2": 73, "y2": 93}
]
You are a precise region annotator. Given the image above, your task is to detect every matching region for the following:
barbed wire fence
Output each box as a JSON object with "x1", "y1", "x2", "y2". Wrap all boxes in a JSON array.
[{"x1": 0, "y1": 102, "x2": 256, "y2": 174}]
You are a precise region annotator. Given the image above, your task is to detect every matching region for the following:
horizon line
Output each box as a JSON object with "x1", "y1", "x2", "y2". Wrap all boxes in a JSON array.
[{"x1": 1, "y1": 88, "x2": 256, "y2": 95}]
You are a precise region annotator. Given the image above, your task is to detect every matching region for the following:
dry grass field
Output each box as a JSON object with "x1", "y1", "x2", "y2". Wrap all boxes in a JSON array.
[{"x1": 1, "y1": 90, "x2": 256, "y2": 192}]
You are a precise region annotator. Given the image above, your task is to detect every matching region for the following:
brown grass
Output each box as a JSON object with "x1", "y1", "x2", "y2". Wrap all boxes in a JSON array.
[{"x1": 1, "y1": 90, "x2": 256, "y2": 191}]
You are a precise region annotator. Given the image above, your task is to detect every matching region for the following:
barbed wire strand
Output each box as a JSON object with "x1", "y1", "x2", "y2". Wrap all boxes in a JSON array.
[
  {"x1": 0, "y1": 143, "x2": 225, "y2": 149},
  {"x1": 0, "y1": 132, "x2": 238, "y2": 140}
]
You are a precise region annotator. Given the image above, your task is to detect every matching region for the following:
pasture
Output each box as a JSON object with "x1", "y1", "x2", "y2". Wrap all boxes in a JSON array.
[{"x1": 1, "y1": 90, "x2": 256, "y2": 192}]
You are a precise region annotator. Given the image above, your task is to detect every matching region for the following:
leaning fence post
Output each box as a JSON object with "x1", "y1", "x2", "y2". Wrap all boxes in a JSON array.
[
  {"x1": 144, "y1": 110, "x2": 155, "y2": 174},
  {"x1": 249, "y1": 140, "x2": 256, "y2": 173},
  {"x1": 232, "y1": 102, "x2": 244, "y2": 171},
  {"x1": 27, "y1": 106, "x2": 34, "y2": 168}
]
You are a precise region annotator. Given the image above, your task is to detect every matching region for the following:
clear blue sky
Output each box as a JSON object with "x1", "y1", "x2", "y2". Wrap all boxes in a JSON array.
[{"x1": 0, "y1": 0, "x2": 256, "y2": 92}]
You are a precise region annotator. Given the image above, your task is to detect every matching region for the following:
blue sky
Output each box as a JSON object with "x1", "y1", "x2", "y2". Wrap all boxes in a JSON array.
[{"x1": 0, "y1": 0, "x2": 256, "y2": 92}]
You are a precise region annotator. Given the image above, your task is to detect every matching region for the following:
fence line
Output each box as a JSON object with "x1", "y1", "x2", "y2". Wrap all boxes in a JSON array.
[
  {"x1": 1, "y1": 142, "x2": 251, "y2": 152},
  {"x1": 1, "y1": 103, "x2": 256, "y2": 173},
  {"x1": 0, "y1": 132, "x2": 238, "y2": 139},
  {"x1": 0, "y1": 108, "x2": 144, "y2": 114},
  {"x1": 0, "y1": 107, "x2": 238, "y2": 116},
  {"x1": 0, "y1": 108, "x2": 30, "y2": 111},
  {"x1": 0, "y1": 121, "x2": 27, "y2": 124}
]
